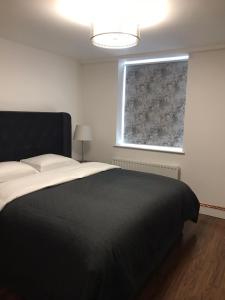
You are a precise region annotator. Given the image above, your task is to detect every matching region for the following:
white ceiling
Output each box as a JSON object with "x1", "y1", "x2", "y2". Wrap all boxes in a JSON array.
[{"x1": 0, "y1": 0, "x2": 225, "y2": 62}]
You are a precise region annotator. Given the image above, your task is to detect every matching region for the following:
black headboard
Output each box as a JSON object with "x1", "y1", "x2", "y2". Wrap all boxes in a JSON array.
[{"x1": 0, "y1": 111, "x2": 71, "y2": 161}]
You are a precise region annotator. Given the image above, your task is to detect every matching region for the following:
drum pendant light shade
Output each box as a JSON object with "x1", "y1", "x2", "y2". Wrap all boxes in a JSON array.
[{"x1": 91, "y1": 22, "x2": 140, "y2": 49}]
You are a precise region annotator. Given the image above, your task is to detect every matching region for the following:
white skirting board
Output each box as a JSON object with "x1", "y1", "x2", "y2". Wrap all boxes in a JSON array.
[{"x1": 200, "y1": 206, "x2": 225, "y2": 219}]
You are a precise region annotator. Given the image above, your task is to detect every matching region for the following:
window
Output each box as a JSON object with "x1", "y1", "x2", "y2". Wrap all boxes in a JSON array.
[{"x1": 116, "y1": 55, "x2": 189, "y2": 153}]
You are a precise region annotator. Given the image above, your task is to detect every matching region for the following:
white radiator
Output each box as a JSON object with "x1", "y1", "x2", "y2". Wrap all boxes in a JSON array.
[{"x1": 112, "y1": 158, "x2": 180, "y2": 180}]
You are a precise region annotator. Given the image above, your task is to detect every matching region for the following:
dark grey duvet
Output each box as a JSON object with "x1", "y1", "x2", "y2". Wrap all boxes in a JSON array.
[{"x1": 0, "y1": 168, "x2": 199, "y2": 300}]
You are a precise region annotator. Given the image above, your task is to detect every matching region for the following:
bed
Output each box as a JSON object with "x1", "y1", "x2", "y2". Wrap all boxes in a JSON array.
[{"x1": 0, "y1": 111, "x2": 199, "y2": 300}]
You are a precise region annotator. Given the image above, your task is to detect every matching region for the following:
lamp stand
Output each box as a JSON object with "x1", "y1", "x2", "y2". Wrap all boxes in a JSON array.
[{"x1": 81, "y1": 141, "x2": 84, "y2": 162}]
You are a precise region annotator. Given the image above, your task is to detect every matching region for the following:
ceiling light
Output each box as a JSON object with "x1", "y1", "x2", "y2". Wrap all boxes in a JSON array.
[
  {"x1": 55, "y1": 0, "x2": 169, "y2": 49},
  {"x1": 91, "y1": 22, "x2": 140, "y2": 49}
]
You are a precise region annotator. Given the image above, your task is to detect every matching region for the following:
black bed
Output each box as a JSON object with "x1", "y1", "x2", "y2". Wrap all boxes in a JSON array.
[{"x1": 0, "y1": 111, "x2": 199, "y2": 300}]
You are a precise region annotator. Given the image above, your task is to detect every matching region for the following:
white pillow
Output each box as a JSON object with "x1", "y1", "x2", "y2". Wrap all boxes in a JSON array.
[
  {"x1": 21, "y1": 154, "x2": 80, "y2": 172},
  {"x1": 0, "y1": 161, "x2": 38, "y2": 183}
]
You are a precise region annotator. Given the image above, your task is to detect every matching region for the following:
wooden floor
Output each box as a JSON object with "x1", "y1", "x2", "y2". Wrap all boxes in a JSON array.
[
  {"x1": 139, "y1": 214, "x2": 225, "y2": 300},
  {"x1": 0, "y1": 214, "x2": 225, "y2": 300}
]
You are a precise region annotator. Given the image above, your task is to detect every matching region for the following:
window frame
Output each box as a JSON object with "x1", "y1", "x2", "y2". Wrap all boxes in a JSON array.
[{"x1": 116, "y1": 55, "x2": 189, "y2": 154}]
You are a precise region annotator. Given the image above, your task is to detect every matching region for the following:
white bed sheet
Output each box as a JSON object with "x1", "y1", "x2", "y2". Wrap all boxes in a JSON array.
[{"x1": 0, "y1": 162, "x2": 119, "y2": 211}]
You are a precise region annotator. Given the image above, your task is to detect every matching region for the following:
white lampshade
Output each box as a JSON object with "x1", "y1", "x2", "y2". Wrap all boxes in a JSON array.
[
  {"x1": 91, "y1": 22, "x2": 140, "y2": 49},
  {"x1": 74, "y1": 125, "x2": 92, "y2": 141}
]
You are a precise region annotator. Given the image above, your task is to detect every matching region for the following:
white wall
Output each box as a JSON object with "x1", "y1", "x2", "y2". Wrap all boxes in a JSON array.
[
  {"x1": 1, "y1": 37, "x2": 224, "y2": 217},
  {"x1": 0, "y1": 37, "x2": 83, "y2": 159},
  {"x1": 81, "y1": 49, "x2": 225, "y2": 217}
]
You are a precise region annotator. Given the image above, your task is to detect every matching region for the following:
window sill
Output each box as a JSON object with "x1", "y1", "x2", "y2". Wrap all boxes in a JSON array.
[{"x1": 114, "y1": 143, "x2": 185, "y2": 154}]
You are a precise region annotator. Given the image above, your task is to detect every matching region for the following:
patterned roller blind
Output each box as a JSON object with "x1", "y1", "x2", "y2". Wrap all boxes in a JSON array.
[{"x1": 124, "y1": 60, "x2": 188, "y2": 148}]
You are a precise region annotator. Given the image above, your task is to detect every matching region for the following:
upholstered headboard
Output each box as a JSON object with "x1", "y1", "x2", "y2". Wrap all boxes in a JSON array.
[{"x1": 0, "y1": 111, "x2": 72, "y2": 161}]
